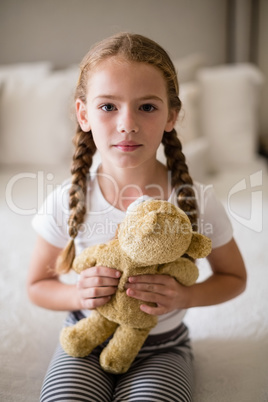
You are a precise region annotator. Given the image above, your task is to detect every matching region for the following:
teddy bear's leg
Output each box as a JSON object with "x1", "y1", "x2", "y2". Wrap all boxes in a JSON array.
[
  {"x1": 60, "y1": 310, "x2": 118, "y2": 358},
  {"x1": 100, "y1": 325, "x2": 151, "y2": 374}
]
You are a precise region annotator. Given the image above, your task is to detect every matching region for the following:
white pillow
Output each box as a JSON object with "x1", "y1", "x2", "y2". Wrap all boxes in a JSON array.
[
  {"x1": 173, "y1": 53, "x2": 206, "y2": 83},
  {"x1": 157, "y1": 81, "x2": 200, "y2": 165},
  {"x1": 176, "y1": 81, "x2": 200, "y2": 144},
  {"x1": 0, "y1": 66, "x2": 79, "y2": 165},
  {"x1": 0, "y1": 62, "x2": 51, "y2": 82},
  {"x1": 197, "y1": 63, "x2": 264, "y2": 171},
  {"x1": 183, "y1": 137, "x2": 209, "y2": 182}
]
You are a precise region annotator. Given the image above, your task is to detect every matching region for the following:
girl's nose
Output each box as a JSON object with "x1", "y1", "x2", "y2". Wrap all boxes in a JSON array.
[{"x1": 117, "y1": 109, "x2": 138, "y2": 134}]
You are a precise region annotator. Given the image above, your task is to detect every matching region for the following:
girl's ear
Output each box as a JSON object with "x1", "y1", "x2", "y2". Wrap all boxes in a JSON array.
[
  {"x1": 164, "y1": 109, "x2": 178, "y2": 133},
  {"x1": 76, "y1": 99, "x2": 91, "y2": 132}
]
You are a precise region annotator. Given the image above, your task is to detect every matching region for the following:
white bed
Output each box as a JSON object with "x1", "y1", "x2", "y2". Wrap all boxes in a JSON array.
[
  {"x1": 0, "y1": 60, "x2": 267, "y2": 401},
  {"x1": 0, "y1": 162, "x2": 267, "y2": 402}
]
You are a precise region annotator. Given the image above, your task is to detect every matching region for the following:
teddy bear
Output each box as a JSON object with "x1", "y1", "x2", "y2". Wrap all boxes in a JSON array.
[{"x1": 60, "y1": 199, "x2": 212, "y2": 374}]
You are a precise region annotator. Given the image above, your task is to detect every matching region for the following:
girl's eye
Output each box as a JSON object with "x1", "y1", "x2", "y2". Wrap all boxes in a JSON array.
[
  {"x1": 140, "y1": 104, "x2": 156, "y2": 112},
  {"x1": 100, "y1": 104, "x2": 117, "y2": 112}
]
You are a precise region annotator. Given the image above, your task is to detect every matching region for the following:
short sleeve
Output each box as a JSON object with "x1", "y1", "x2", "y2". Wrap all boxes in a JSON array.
[
  {"x1": 31, "y1": 180, "x2": 70, "y2": 248},
  {"x1": 195, "y1": 183, "x2": 233, "y2": 248}
]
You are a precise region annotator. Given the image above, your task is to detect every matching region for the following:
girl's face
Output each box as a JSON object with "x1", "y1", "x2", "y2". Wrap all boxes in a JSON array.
[{"x1": 76, "y1": 57, "x2": 177, "y2": 171}]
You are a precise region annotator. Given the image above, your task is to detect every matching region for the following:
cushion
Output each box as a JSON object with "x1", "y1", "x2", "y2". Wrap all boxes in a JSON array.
[
  {"x1": 0, "y1": 65, "x2": 78, "y2": 165},
  {"x1": 176, "y1": 81, "x2": 200, "y2": 144},
  {"x1": 173, "y1": 53, "x2": 206, "y2": 83},
  {"x1": 0, "y1": 62, "x2": 51, "y2": 82},
  {"x1": 157, "y1": 81, "x2": 203, "y2": 175},
  {"x1": 197, "y1": 63, "x2": 264, "y2": 171}
]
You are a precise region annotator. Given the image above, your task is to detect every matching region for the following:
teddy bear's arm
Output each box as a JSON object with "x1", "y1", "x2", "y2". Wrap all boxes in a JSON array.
[
  {"x1": 158, "y1": 258, "x2": 199, "y2": 286},
  {"x1": 73, "y1": 240, "x2": 122, "y2": 274},
  {"x1": 72, "y1": 245, "x2": 99, "y2": 274}
]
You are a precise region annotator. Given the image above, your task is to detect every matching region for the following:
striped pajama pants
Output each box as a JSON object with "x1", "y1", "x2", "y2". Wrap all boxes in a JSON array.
[{"x1": 40, "y1": 311, "x2": 194, "y2": 402}]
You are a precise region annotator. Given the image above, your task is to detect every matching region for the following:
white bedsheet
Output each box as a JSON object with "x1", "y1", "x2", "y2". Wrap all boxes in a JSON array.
[{"x1": 0, "y1": 164, "x2": 267, "y2": 402}]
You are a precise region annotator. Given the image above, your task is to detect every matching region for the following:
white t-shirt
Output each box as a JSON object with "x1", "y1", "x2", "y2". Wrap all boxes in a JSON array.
[{"x1": 32, "y1": 168, "x2": 233, "y2": 334}]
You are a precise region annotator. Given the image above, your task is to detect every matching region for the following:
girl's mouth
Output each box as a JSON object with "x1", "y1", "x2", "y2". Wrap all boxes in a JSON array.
[{"x1": 114, "y1": 141, "x2": 142, "y2": 152}]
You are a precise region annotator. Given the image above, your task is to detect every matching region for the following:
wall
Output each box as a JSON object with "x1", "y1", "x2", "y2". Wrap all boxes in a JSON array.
[
  {"x1": 230, "y1": 0, "x2": 268, "y2": 142},
  {"x1": 1, "y1": 0, "x2": 267, "y2": 140},
  {"x1": 0, "y1": 0, "x2": 227, "y2": 67},
  {"x1": 258, "y1": 0, "x2": 268, "y2": 140}
]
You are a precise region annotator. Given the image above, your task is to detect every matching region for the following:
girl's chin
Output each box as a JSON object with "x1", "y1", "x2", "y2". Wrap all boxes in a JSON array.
[
  {"x1": 103, "y1": 159, "x2": 147, "y2": 171},
  {"x1": 100, "y1": 149, "x2": 158, "y2": 171}
]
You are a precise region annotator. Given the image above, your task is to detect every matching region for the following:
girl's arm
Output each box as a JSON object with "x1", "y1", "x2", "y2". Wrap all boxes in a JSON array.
[
  {"x1": 27, "y1": 236, "x2": 120, "y2": 311},
  {"x1": 186, "y1": 237, "x2": 247, "y2": 308},
  {"x1": 184, "y1": 239, "x2": 247, "y2": 307},
  {"x1": 27, "y1": 236, "x2": 81, "y2": 311},
  {"x1": 125, "y1": 238, "x2": 247, "y2": 315}
]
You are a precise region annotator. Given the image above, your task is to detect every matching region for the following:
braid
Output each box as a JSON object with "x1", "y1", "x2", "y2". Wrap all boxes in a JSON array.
[
  {"x1": 56, "y1": 127, "x2": 96, "y2": 274},
  {"x1": 162, "y1": 129, "x2": 198, "y2": 230}
]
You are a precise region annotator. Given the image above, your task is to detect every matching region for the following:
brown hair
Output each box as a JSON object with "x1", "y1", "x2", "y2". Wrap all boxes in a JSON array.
[{"x1": 56, "y1": 32, "x2": 197, "y2": 274}]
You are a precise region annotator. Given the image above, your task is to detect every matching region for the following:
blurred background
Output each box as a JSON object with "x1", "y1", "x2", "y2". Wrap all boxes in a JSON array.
[
  {"x1": 0, "y1": 0, "x2": 267, "y2": 176},
  {"x1": 0, "y1": 1, "x2": 268, "y2": 401}
]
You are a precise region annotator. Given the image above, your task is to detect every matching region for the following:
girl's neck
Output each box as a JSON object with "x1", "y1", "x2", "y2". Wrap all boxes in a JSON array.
[{"x1": 97, "y1": 160, "x2": 171, "y2": 211}]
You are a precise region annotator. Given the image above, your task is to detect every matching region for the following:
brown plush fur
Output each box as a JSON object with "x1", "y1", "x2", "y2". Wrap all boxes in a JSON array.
[{"x1": 60, "y1": 200, "x2": 212, "y2": 373}]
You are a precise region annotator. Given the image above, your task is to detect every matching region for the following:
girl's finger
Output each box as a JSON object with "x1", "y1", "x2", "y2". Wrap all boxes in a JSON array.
[
  {"x1": 128, "y1": 274, "x2": 170, "y2": 285},
  {"x1": 78, "y1": 276, "x2": 120, "y2": 289},
  {"x1": 82, "y1": 285, "x2": 118, "y2": 299},
  {"x1": 125, "y1": 282, "x2": 165, "y2": 296},
  {"x1": 139, "y1": 303, "x2": 166, "y2": 316},
  {"x1": 126, "y1": 287, "x2": 166, "y2": 305},
  {"x1": 81, "y1": 266, "x2": 121, "y2": 279},
  {"x1": 82, "y1": 296, "x2": 112, "y2": 310}
]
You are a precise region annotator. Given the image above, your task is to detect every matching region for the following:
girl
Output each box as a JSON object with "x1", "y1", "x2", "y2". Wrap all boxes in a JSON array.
[{"x1": 28, "y1": 33, "x2": 247, "y2": 402}]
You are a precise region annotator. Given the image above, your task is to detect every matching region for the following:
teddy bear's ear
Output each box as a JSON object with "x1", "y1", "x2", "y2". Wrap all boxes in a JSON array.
[{"x1": 186, "y1": 233, "x2": 212, "y2": 258}]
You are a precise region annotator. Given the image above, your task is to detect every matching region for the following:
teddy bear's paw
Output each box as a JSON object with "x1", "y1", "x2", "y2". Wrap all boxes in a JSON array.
[
  {"x1": 60, "y1": 326, "x2": 94, "y2": 358},
  {"x1": 99, "y1": 326, "x2": 151, "y2": 374},
  {"x1": 100, "y1": 349, "x2": 131, "y2": 374}
]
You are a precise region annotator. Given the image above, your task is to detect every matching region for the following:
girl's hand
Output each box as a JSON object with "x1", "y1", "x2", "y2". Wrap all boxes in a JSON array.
[
  {"x1": 125, "y1": 274, "x2": 190, "y2": 315},
  {"x1": 77, "y1": 266, "x2": 121, "y2": 310}
]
